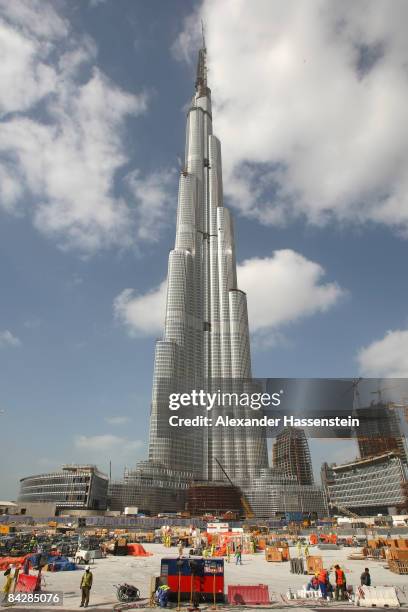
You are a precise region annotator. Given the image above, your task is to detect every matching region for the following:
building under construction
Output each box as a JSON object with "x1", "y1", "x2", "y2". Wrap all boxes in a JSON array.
[
  {"x1": 107, "y1": 462, "x2": 191, "y2": 515},
  {"x1": 272, "y1": 428, "x2": 314, "y2": 485},
  {"x1": 355, "y1": 402, "x2": 407, "y2": 463},
  {"x1": 242, "y1": 468, "x2": 327, "y2": 518},
  {"x1": 323, "y1": 452, "x2": 408, "y2": 516},
  {"x1": 186, "y1": 482, "x2": 243, "y2": 517}
]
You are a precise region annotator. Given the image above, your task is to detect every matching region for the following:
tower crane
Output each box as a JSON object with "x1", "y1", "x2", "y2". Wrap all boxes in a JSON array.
[{"x1": 214, "y1": 458, "x2": 255, "y2": 519}]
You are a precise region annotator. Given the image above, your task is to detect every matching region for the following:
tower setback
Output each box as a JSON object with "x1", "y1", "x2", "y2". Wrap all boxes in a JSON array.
[{"x1": 147, "y1": 43, "x2": 268, "y2": 482}]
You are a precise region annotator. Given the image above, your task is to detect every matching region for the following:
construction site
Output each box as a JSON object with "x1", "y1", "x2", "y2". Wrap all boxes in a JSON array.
[{"x1": 1, "y1": 513, "x2": 408, "y2": 610}]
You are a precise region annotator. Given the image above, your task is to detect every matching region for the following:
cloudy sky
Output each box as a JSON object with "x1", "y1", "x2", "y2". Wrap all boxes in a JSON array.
[{"x1": 1, "y1": 0, "x2": 408, "y2": 500}]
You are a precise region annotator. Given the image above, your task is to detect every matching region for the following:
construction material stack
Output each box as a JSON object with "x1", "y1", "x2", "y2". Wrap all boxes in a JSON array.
[
  {"x1": 386, "y1": 539, "x2": 408, "y2": 575},
  {"x1": 265, "y1": 545, "x2": 290, "y2": 562}
]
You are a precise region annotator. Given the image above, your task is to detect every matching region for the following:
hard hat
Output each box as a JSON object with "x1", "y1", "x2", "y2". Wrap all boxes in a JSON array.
[{"x1": 85, "y1": 565, "x2": 90, "y2": 570}]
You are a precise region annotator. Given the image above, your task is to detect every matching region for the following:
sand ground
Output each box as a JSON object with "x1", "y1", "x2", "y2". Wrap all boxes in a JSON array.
[{"x1": 1, "y1": 543, "x2": 407, "y2": 611}]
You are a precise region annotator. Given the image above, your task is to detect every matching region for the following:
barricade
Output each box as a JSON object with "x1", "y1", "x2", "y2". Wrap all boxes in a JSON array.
[
  {"x1": 355, "y1": 585, "x2": 400, "y2": 607},
  {"x1": 228, "y1": 584, "x2": 269, "y2": 605},
  {"x1": 15, "y1": 574, "x2": 40, "y2": 593}
]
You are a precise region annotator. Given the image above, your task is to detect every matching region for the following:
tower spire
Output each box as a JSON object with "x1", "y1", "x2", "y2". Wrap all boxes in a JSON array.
[{"x1": 195, "y1": 21, "x2": 207, "y2": 93}]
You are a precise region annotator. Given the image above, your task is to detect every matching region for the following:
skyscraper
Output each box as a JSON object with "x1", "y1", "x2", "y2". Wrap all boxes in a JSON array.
[
  {"x1": 272, "y1": 428, "x2": 314, "y2": 485},
  {"x1": 148, "y1": 43, "x2": 268, "y2": 483},
  {"x1": 356, "y1": 402, "x2": 407, "y2": 464}
]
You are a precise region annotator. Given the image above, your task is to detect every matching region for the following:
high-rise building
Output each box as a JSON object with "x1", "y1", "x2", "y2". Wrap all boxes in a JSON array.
[
  {"x1": 147, "y1": 43, "x2": 268, "y2": 482},
  {"x1": 272, "y1": 428, "x2": 314, "y2": 485},
  {"x1": 115, "y1": 42, "x2": 326, "y2": 517},
  {"x1": 355, "y1": 402, "x2": 407, "y2": 463}
]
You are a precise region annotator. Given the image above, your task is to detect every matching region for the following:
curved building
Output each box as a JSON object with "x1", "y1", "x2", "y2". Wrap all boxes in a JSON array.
[
  {"x1": 19, "y1": 465, "x2": 108, "y2": 511},
  {"x1": 323, "y1": 452, "x2": 408, "y2": 515}
]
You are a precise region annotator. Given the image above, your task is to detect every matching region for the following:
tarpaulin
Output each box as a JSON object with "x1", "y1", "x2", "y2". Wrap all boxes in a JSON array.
[
  {"x1": 126, "y1": 543, "x2": 153, "y2": 556},
  {"x1": 0, "y1": 556, "x2": 27, "y2": 570}
]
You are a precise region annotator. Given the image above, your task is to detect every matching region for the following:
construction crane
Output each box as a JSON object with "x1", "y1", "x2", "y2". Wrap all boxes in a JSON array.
[
  {"x1": 329, "y1": 502, "x2": 359, "y2": 519},
  {"x1": 214, "y1": 458, "x2": 255, "y2": 519},
  {"x1": 389, "y1": 400, "x2": 408, "y2": 423}
]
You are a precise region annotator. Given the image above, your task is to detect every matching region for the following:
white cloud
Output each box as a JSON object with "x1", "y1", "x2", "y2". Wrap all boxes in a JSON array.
[
  {"x1": 0, "y1": 0, "x2": 170, "y2": 254},
  {"x1": 114, "y1": 249, "x2": 344, "y2": 338},
  {"x1": 74, "y1": 434, "x2": 144, "y2": 463},
  {"x1": 114, "y1": 282, "x2": 167, "y2": 336},
  {"x1": 177, "y1": 0, "x2": 408, "y2": 236},
  {"x1": 104, "y1": 416, "x2": 131, "y2": 425},
  {"x1": 0, "y1": 330, "x2": 21, "y2": 348},
  {"x1": 239, "y1": 250, "x2": 345, "y2": 333},
  {"x1": 357, "y1": 329, "x2": 408, "y2": 377},
  {"x1": 127, "y1": 168, "x2": 177, "y2": 242}
]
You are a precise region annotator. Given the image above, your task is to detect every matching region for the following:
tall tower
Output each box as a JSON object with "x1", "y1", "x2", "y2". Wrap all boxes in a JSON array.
[{"x1": 148, "y1": 43, "x2": 268, "y2": 483}]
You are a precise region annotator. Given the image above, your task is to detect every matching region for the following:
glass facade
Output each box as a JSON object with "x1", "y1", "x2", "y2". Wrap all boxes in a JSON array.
[
  {"x1": 18, "y1": 465, "x2": 109, "y2": 510},
  {"x1": 147, "y1": 44, "x2": 268, "y2": 483},
  {"x1": 325, "y1": 452, "x2": 408, "y2": 514}
]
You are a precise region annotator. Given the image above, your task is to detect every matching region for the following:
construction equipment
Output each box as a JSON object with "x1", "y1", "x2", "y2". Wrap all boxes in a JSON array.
[
  {"x1": 214, "y1": 458, "x2": 255, "y2": 519},
  {"x1": 329, "y1": 502, "x2": 359, "y2": 519}
]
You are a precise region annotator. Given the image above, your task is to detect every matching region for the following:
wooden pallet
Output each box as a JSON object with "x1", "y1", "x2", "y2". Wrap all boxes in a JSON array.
[{"x1": 388, "y1": 559, "x2": 408, "y2": 574}]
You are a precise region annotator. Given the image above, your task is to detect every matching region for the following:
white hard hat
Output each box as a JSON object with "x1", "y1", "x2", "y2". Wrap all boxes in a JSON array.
[{"x1": 85, "y1": 565, "x2": 90, "y2": 570}]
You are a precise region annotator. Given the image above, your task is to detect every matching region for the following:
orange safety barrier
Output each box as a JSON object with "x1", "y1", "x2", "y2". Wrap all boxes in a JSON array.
[
  {"x1": 126, "y1": 543, "x2": 153, "y2": 557},
  {"x1": 309, "y1": 534, "x2": 318, "y2": 545}
]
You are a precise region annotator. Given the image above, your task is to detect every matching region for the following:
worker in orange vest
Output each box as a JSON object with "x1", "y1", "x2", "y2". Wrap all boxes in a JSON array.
[
  {"x1": 334, "y1": 565, "x2": 346, "y2": 601},
  {"x1": 317, "y1": 568, "x2": 329, "y2": 598}
]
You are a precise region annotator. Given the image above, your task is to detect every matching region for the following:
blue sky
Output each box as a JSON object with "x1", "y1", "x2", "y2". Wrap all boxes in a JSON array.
[{"x1": 1, "y1": 0, "x2": 408, "y2": 500}]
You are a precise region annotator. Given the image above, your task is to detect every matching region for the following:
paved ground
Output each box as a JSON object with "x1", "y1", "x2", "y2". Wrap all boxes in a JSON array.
[{"x1": 1, "y1": 543, "x2": 407, "y2": 611}]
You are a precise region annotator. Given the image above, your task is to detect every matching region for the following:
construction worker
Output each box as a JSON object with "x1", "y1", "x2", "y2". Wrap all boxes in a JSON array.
[
  {"x1": 235, "y1": 544, "x2": 242, "y2": 565},
  {"x1": 2, "y1": 565, "x2": 15, "y2": 603},
  {"x1": 304, "y1": 543, "x2": 310, "y2": 558},
  {"x1": 306, "y1": 574, "x2": 320, "y2": 592},
  {"x1": 360, "y1": 568, "x2": 371, "y2": 586},
  {"x1": 178, "y1": 540, "x2": 183, "y2": 557},
  {"x1": 318, "y1": 568, "x2": 329, "y2": 598},
  {"x1": 155, "y1": 584, "x2": 170, "y2": 608},
  {"x1": 296, "y1": 540, "x2": 302, "y2": 558},
  {"x1": 80, "y1": 565, "x2": 93, "y2": 608},
  {"x1": 226, "y1": 543, "x2": 231, "y2": 563},
  {"x1": 334, "y1": 564, "x2": 346, "y2": 601}
]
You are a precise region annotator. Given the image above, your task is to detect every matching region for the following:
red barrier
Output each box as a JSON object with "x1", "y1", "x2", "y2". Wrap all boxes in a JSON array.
[
  {"x1": 15, "y1": 574, "x2": 40, "y2": 593},
  {"x1": 228, "y1": 584, "x2": 269, "y2": 605}
]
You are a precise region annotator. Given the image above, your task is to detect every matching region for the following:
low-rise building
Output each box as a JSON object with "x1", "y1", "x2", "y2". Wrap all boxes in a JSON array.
[
  {"x1": 323, "y1": 452, "x2": 408, "y2": 515},
  {"x1": 18, "y1": 465, "x2": 109, "y2": 513},
  {"x1": 108, "y1": 461, "x2": 190, "y2": 515},
  {"x1": 242, "y1": 468, "x2": 327, "y2": 518}
]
